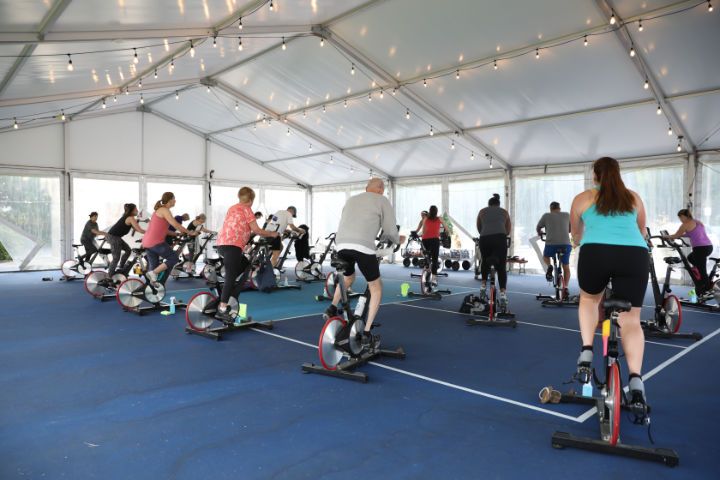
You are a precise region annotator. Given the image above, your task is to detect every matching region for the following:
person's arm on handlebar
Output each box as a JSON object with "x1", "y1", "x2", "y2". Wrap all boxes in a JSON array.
[
  {"x1": 536, "y1": 214, "x2": 546, "y2": 237},
  {"x1": 249, "y1": 219, "x2": 278, "y2": 238},
  {"x1": 664, "y1": 223, "x2": 687, "y2": 241}
]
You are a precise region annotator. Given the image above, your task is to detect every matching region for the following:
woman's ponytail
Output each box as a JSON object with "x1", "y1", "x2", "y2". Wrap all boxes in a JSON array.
[{"x1": 154, "y1": 192, "x2": 175, "y2": 211}]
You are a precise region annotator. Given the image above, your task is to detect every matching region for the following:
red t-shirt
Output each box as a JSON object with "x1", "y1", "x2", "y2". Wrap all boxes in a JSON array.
[
  {"x1": 422, "y1": 217, "x2": 441, "y2": 240},
  {"x1": 217, "y1": 203, "x2": 255, "y2": 249}
]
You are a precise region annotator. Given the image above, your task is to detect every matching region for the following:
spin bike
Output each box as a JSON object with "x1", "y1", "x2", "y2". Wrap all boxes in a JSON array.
[
  {"x1": 60, "y1": 238, "x2": 111, "y2": 280},
  {"x1": 295, "y1": 232, "x2": 336, "y2": 282},
  {"x1": 172, "y1": 233, "x2": 216, "y2": 280},
  {"x1": 407, "y1": 233, "x2": 450, "y2": 300},
  {"x1": 116, "y1": 249, "x2": 187, "y2": 316},
  {"x1": 302, "y1": 241, "x2": 406, "y2": 383},
  {"x1": 643, "y1": 231, "x2": 701, "y2": 341},
  {"x1": 84, "y1": 240, "x2": 146, "y2": 301},
  {"x1": 659, "y1": 230, "x2": 720, "y2": 313},
  {"x1": 541, "y1": 293, "x2": 679, "y2": 466},
  {"x1": 465, "y1": 257, "x2": 516, "y2": 327},
  {"x1": 274, "y1": 228, "x2": 304, "y2": 276},
  {"x1": 185, "y1": 238, "x2": 275, "y2": 341},
  {"x1": 535, "y1": 232, "x2": 579, "y2": 307}
]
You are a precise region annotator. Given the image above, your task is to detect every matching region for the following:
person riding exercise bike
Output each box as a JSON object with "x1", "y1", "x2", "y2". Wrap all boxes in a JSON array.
[
  {"x1": 214, "y1": 187, "x2": 279, "y2": 323},
  {"x1": 570, "y1": 156, "x2": 650, "y2": 414},
  {"x1": 106, "y1": 203, "x2": 146, "y2": 280},
  {"x1": 142, "y1": 192, "x2": 198, "y2": 285},
  {"x1": 663, "y1": 209, "x2": 715, "y2": 295},
  {"x1": 269, "y1": 206, "x2": 305, "y2": 268},
  {"x1": 476, "y1": 193, "x2": 511, "y2": 308},
  {"x1": 79, "y1": 212, "x2": 107, "y2": 265},
  {"x1": 325, "y1": 178, "x2": 400, "y2": 350},
  {"x1": 537, "y1": 201, "x2": 572, "y2": 299},
  {"x1": 415, "y1": 205, "x2": 449, "y2": 286}
]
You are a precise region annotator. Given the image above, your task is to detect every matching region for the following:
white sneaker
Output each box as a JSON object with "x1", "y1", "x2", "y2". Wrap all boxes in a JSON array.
[{"x1": 146, "y1": 270, "x2": 159, "y2": 284}]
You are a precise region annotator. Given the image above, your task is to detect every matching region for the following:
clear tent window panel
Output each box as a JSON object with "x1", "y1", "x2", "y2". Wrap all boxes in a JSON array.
[
  {"x1": 395, "y1": 184, "x2": 442, "y2": 236},
  {"x1": 262, "y1": 189, "x2": 308, "y2": 227},
  {"x1": 513, "y1": 173, "x2": 585, "y2": 272},
  {"x1": 449, "y1": 177, "x2": 505, "y2": 250},
  {"x1": 146, "y1": 182, "x2": 204, "y2": 226},
  {"x1": 0, "y1": 174, "x2": 62, "y2": 271},
  {"x1": 700, "y1": 161, "x2": 719, "y2": 256},
  {"x1": 72, "y1": 177, "x2": 139, "y2": 245},
  {"x1": 312, "y1": 191, "x2": 346, "y2": 244}
]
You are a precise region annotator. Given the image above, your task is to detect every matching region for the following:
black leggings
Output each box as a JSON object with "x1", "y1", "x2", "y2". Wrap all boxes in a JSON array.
[
  {"x1": 422, "y1": 238, "x2": 440, "y2": 275},
  {"x1": 107, "y1": 235, "x2": 131, "y2": 276},
  {"x1": 81, "y1": 240, "x2": 97, "y2": 264},
  {"x1": 218, "y1": 245, "x2": 250, "y2": 304},
  {"x1": 688, "y1": 245, "x2": 714, "y2": 290},
  {"x1": 479, "y1": 233, "x2": 508, "y2": 289}
]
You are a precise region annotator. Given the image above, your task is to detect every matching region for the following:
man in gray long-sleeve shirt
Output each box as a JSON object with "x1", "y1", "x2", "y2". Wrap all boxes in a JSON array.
[
  {"x1": 328, "y1": 178, "x2": 401, "y2": 348},
  {"x1": 536, "y1": 201, "x2": 572, "y2": 295}
]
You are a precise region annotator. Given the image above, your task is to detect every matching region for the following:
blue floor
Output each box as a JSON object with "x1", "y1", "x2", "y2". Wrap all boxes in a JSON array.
[{"x1": 1, "y1": 265, "x2": 719, "y2": 479}]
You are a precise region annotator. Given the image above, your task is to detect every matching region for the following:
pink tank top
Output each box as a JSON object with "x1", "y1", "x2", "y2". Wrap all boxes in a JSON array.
[
  {"x1": 685, "y1": 221, "x2": 712, "y2": 248},
  {"x1": 142, "y1": 212, "x2": 170, "y2": 248}
]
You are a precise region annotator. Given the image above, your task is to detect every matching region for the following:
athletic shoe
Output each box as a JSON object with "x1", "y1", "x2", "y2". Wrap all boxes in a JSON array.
[
  {"x1": 576, "y1": 349, "x2": 593, "y2": 383},
  {"x1": 324, "y1": 304, "x2": 339, "y2": 319},
  {"x1": 546, "y1": 265, "x2": 554, "y2": 282},
  {"x1": 499, "y1": 292, "x2": 508, "y2": 309},
  {"x1": 146, "y1": 270, "x2": 159, "y2": 284},
  {"x1": 479, "y1": 289, "x2": 488, "y2": 304},
  {"x1": 214, "y1": 305, "x2": 234, "y2": 324},
  {"x1": 360, "y1": 331, "x2": 380, "y2": 351},
  {"x1": 628, "y1": 377, "x2": 651, "y2": 424}
]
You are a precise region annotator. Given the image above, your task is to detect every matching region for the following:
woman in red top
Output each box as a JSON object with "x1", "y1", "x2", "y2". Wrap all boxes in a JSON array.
[
  {"x1": 415, "y1": 205, "x2": 449, "y2": 281},
  {"x1": 142, "y1": 192, "x2": 197, "y2": 284},
  {"x1": 215, "y1": 187, "x2": 278, "y2": 322}
]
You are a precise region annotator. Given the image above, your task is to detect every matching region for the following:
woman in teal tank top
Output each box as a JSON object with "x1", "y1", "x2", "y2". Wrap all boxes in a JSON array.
[{"x1": 569, "y1": 157, "x2": 650, "y2": 410}]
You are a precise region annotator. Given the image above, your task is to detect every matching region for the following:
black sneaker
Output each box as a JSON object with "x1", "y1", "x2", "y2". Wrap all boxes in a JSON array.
[
  {"x1": 546, "y1": 265, "x2": 554, "y2": 282},
  {"x1": 628, "y1": 390, "x2": 651, "y2": 424},
  {"x1": 360, "y1": 331, "x2": 380, "y2": 351},
  {"x1": 324, "y1": 304, "x2": 339, "y2": 318},
  {"x1": 214, "y1": 305, "x2": 234, "y2": 324}
]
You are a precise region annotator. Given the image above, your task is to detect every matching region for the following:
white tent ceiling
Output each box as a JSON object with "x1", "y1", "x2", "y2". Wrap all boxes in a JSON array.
[{"x1": 0, "y1": 0, "x2": 718, "y2": 185}]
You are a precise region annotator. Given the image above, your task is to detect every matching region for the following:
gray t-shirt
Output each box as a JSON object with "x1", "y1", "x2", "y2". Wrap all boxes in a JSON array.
[
  {"x1": 477, "y1": 206, "x2": 509, "y2": 236},
  {"x1": 537, "y1": 211, "x2": 571, "y2": 245},
  {"x1": 336, "y1": 192, "x2": 400, "y2": 253}
]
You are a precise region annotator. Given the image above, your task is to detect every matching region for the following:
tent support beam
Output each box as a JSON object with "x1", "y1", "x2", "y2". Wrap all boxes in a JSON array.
[
  {"x1": 143, "y1": 84, "x2": 199, "y2": 108},
  {"x1": 214, "y1": 81, "x2": 394, "y2": 180},
  {"x1": 594, "y1": 0, "x2": 696, "y2": 152},
  {"x1": 144, "y1": 107, "x2": 309, "y2": 188},
  {"x1": 0, "y1": 0, "x2": 73, "y2": 97}
]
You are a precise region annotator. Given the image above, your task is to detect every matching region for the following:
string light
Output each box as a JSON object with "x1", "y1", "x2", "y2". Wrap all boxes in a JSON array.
[
  {"x1": 535, "y1": 48, "x2": 540, "y2": 59},
  {"x1": 667, "y1": 125, "x2": 673, "y2": 136},
  {"x1": 309, "y1": 144, "x2": 312, "y2": 151},
  {"x1": 125, "y1": 87, "x2": 129, "y2": 95},
  {"x1": 238, "y1": 16, "x2": 243, "y2": 29},
  {"x1": 643, "y1": 78, "x2": 649, "y2": 90},
  {"x1": 450, "y1": 140, "x2": 455, "y2": 150},
  {"x1": 708, "y1": 1, "x2": 713, "y2": 12},
  {"x1": 113, "y1": 95, "x2": 117, "y2": 102},
  {"x1": 139, "y1": 94, "x2": 144, "y2": 105},
  {"x1": 238, "y1": 37, "x2": 243, "y2": 51},
  {"x1": 164, "y1": 38, "x2": 169, "y2": 51},
  {"x1": 368, "y1": 92, "x2": 372, "y2": 102},
  {"x1": 329, "y1": 155, "x2": 334, "y2": 164},
  {"x1": 13, "y1": 117, "x2": 18, "y2": 129},
  {"x1": 206, "y1": 85, "x2": 210, "y2": 93},
  {"x1": 138, "y1": 78, "x2": 142, "y2": 89},
  {"x1": 102, "y1": 99, "x2": 106, "y2": 109},
  {"x1": 175, "y1": 91, "x2": 179, "y2": 100},
  {"x1": 213, "y1": 36, "x2": 217, "y2": 48},
  {"x1": 320, "y1": 36, "x2": 325, "y2": 47},
  {"x1": 61, "y1": 110, "x2": 66, "y2": 120},
  {"x1": 303, "y1": 110, "x2": 307, "y2": 118},
  {"x1": 234, "y1": 101, "x2": 239, "y2": 110},
  {"x1": 490, "y1": 157, "x2": 494, "y2": 168},
  {"x1": 153, "y1": 69, "x2": 158, "y2": 79},
  {"x1": 380, "y1": 89, "x2": 384, "y2": 99},
  {"x1": 344, "y1": 99, "x2": 348, "y2": 108},
  {"x1": 429, "y1": 125, "x2": 434, "y2": 136},
  {"x1": 455, "y1": 70, "x2": 460, "y2": 79},
  {"x1": 133, "y1": 48, "x2": 139, "y2": 64},
  {"x1": 423, "y1": 78, "x2": 428, "y2": 87},
  {"x1": 610, "y1": 10, "x2": 617, "y2": 25},
  {"x1": 282, "y1": 37, "x2": 286, "y2": 50},
  {"x1": 350, "y1": 166, "x2": 354, "y2": 173},
  {"x1": 322, "y1": 105, "x2": 326, "y2": 113},
  {"x1": 169, "y1": 58, "x2": 175, "y2": 73},
  {"x1": 67, "y1": 54, "x2": 74, "y2": 71},
  {"x1": 286, "y1": 128, "x2": 291, "y2": 136},
  {"x1": 656, "y1": 104, "x2": 662, "y2": 115},
  {"x1": 351, "y1": 64, "x2": 355, "y2": 75},
  {"x1": 493, "y1": 59, "x2": 498, "y2": 70},
  {"x1": 638, "y1": 20, "x2": 644, "y2": 32},
  {"x1": 269, "y1": 0, "x2": 274, "y2": 11},
  {"x1": 471, "y1": 152, "x2": 475, "y2": 160},
  {"x1": 405, "y1": 108, "x2": 410, "y2": 120},
  {"x1": 392, "y1": 88, "x2": 397, "y2": 95},
  {"x1": 629, "y1": 45, "x2": 636, "y2": 57},
  {"x1": 190, "y1": 41, "x2": 195, "y2": 58},
  {"x1": 584, "y1": 35, "x2": 588, "y2": 46},
  {"x1": 676, "y1": 136, "x2": 683, "y2": 152}
]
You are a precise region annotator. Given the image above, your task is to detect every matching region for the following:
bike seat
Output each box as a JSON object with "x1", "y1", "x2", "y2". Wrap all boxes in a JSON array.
[
  {"x1": 603, "y1": 298, "x2": 632, "y2": 312},
  {"x1": 99, "y1": 248, "x2": 112, "y2": 254},
  {"x1": 663, "y1": 256, "x2": 682, "y2": 264},
  {"x1": 330, "y1": 258, "x2": 351, "y2": 272},
  {"x1": 72, "y1": 244, "x2": 82, "y2": 247}
]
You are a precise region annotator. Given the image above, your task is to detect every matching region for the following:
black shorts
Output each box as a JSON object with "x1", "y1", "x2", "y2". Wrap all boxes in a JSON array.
[
  {"x1": 337, "y1": 249, "x2": 380, "y2": 282},
  {"x1": 578, "y1": 244, "x2": 649, "y2": 307},
  {"x1": 271, "y1": 236, "x2": 283, "y2": 251}
]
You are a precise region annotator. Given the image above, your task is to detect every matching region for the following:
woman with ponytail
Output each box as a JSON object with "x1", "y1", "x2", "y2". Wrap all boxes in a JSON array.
[
  {"x1": 141, "y1": 192, "x2": 198, "y2": 284},
  {"x1": 106, "y1": 203, "x2": 145, "y2": 279},
  {"x1": 476, "y1": 193, "x2": 512, "y2": 305},
  {"x1": 415, "y1": 205, "x2": 449, "y2": 282},
  {"x1": 570, "y1": 156, "x2": 649, "y2": 409}
]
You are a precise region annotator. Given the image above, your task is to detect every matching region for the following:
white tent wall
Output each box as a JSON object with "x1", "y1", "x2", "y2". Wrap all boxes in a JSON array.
[{"x1": 0, "y1": 123, "x2": 63, "y2": 169}]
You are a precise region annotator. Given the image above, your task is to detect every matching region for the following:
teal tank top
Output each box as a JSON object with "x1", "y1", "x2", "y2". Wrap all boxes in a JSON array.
[{"x1": 580, "y1": 204, "x2": 647, "y2": 248}]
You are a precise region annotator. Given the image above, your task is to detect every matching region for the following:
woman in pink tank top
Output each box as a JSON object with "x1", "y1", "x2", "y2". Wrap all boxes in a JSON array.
[
  {"x1": 665, "y1": 209, "x2": 715, "y2": 292},
  {"x1": 142, "y1": 192, "x2": 198, "y2": 285}
]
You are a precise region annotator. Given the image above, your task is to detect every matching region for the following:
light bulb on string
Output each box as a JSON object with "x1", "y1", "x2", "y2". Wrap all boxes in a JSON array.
[
  {"x1": 610, "y1": 10, "x2": 616, "y2": 25},
  {"x1": 350, "y1": 64, "x2": 355, "y2": 75},
  {"x1": 102, "y1": 99, "x2": 106, "y2": 109},
  {"x1": 643, "y1": 78, "x2": 649, "y2": 90},
  {"x1": 269, "y1": 0, "x2": 274, "y2": 11},
  {"x1": 450, "y1": 140, "x2": 455, "y2": 150},
  {"x1": 638, "y1": 20, "x2": 644, "y2": 32},
  {"x1": 392, "y1": 88, "x2": 397, "y2": 95},
  {"x1": 344, "y1": 99, "x2": 348, "y2": 108},
  {"x1": 125, "y1": 87, "x2": 129, "y2": 95},
  {"x1": 656, "y1": 104, "x2": 662, "y2": 115},
  {"x1": 139, "y1": 94, "x2": 144, "y2": 105},
  {"x1": 190, "y1": 41, "x2": 195, "y2": 58},
  {"x1": 494, "y1": 59, "x2": 498, "y2": 70},
  {"x1": 322, "y1": 105, "x2": 326, "y2": 113},
  {"x1": 320, "y1": 36, "x2": 324, "y2": 47},
  {"x1": 67, "y1": 54, "x2": 74, "y2": 71},
  {"x1": 133, "y1": 48, "x2": 139, "y2": 64},
  {"x1": 629, "y1": 45, "x2": 636, "y2": 57},
  {"x1": 234, "y1": 101, "x2": 239, "y2": 110},
  {"x1": 164, "y1": 38, "x2": 169, "y2": 51},
  {"x1": 490, "y1": 157, "x2": 494, "y2": 168},
  {"x1": 309, "y1": 144, "x2": 312, "y2": 152},
  {"x1": 379, "y1": 89, "x2": 384, "y2": 99},
  {"x1": 668, "y1": 125, "x2": 673, "y2": 136},
  {"x1": 423, "y1": 78, "x2": 427, "y2": 87},
  {"x1": 281, "y1": 37, "x2": 286, "y2": 50},
  {"x1": 456, "y1": 70, "x2": 460, "y2": 79},
  {"x1": 213, "y1": 36, "x2": 217, "y2": 48},
  {"x1": 535, "y1": 48, "x2": 540, "y2": 59},
  {"x1": 169, "y1": 58, "x2": 175, "y2": 73},
  {"x1": 13, "y1": 118, "x2": 18, "y2": 129},
  {"x1": 368, "y1": 92, "x2": 372, "y2": 102},
  {"x1": 154, "y1": 69, "x2": 158, "y2": 79},
  {"x1": 238, "y1": 16, "x2": 243, "y2": 29},
  {"x1": 175, "y1": 91, "x2": 179, "y2": 101},
  {"x1": 61, "y1": 110, "x2": 66, "y2": 120},
  {"x1": 405, "y1": 108, "x2": 410, "y2": 120},
  {"x1": 429, "y1": 125, "x2": 434, "y2": 136},
  {"x1": 206, "y1": 85, "x2": 210, "y2": 93},
  {"x1": 350, "y1": 166, "x2": 354, "y2": 173},
  {"x1": 329, "y1": 155, "x2": 334, "y2": 164},
  {"x1": 303, "y1": 110, "x2": 307, "y2": 118},
  {"x1": 113, "y1": 95, "x2": 117, "y2": 102},
  {"x1": 238, "y1": 37, "x2": 243, "y2": 51},
  {"x1": 471, "y1": 152, "x2": 475, "y2": 160},
  {"x1": 138, "y1": 78, "x2": 142, "y2": 89},
  {"x1": 708, "y1": 1, "x2": 713, "y2": 12},
  {"x1": 286, "y1": 128, "x2": 291, "y2": 136},
  {"x1": 584, "y1": 35, "x2": 588, "y2": 46}
]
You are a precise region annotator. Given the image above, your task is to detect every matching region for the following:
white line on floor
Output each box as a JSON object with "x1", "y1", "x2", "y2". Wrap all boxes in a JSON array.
[{"x1": 250, "y1": 328, "x2": 582, "y2": 423}]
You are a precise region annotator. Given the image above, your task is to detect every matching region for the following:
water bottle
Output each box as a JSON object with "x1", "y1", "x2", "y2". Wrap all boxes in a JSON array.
[
  {"x1": 354, "y1": 296, "x2": 367, "y2": 317},
  {"x1": 582, "y1": 382, "x2": 593, "y2": 398},
  {"x1": 689, "y1": 289, "x2": 697, "y2": 303},
  {"x1": 168, "y1": 296, "x2": 176, "y2": 314}
]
